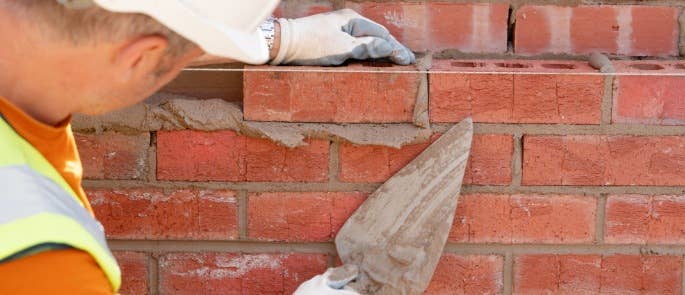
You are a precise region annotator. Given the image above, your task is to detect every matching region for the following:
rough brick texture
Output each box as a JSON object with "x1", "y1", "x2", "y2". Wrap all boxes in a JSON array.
[
  {"x1": 523, "y1": 135, "x2": 685, "y2": 185},
  {"x1": 114, "y1": 252, "x2": 149, "y2": 295},
  {"x1": 273, "y1": 0, "x2": 333, "y2": 18},
  {"x1": 605, "y1": 194, "x2": 685, "y2": 244},
  {"x1": 76, "y1": 132, "x2": 149, "y2": 180},
  {"x1": 89, "y1": 189, "x2": 238, "y2": 240},
  {"x1": 159, "y1": 253, "x2": 327, "y2": 295},
  {"x1": 450, "y1": 194, "x2": 596, "y2": 243},
  {"x1": 243, "y1": 64, "x2": 419, "y2": 123},
  {"x1": 430, "y1": 60, "x2": 603, "y2": 124},
  {"x1": 248, "y1": 192, "x2": 367, "y2": 242},
  {"x1": 425, "y1": 254, "x2": 503, "y2": 294},
  {"x1": 515, "y1": 5, "x2": 679, "y2": 56},
  {"x1": 514, "y1": 254, "x2": 683, "y2": 294},
  {"x1": 346, "y1": 2, "x2": 509, "y2": 53},
  {"x1": 76, "y1": 6, "x2": 685, "y2": 292},
  {"x1": 613, "y1": 61, "x2": 685, "y2": 125},
  {"x1": 340, "y1": 134, "x2": 513, "y2": 185},
  {"x1": 157, "y1": 130, "x2": 329, "y2": 182}
]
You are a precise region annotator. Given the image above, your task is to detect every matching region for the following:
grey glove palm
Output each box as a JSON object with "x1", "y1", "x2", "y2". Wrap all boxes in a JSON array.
[{"x1": 271, "y1": 9, "x2": 415, "y2": 66}]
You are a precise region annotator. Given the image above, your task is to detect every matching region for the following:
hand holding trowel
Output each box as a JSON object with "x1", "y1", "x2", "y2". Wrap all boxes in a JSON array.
[{"x1": 295, "y1": 118, "x2": 473, "y2": 295}]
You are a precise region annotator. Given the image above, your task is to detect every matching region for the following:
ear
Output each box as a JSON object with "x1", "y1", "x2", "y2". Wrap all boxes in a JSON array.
[{"x1": 113, "y1": 35, "x2": 169, "y2": 82}]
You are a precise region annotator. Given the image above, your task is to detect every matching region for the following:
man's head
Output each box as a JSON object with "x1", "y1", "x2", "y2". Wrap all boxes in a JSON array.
[{"x1": 0, "y1": 0, "x2": 202, "y2": 118}]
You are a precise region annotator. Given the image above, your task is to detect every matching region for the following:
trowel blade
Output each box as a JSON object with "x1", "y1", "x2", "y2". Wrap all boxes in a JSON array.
[{"x1": 334, "y1": 118, "x2": 473, "y2": 295}]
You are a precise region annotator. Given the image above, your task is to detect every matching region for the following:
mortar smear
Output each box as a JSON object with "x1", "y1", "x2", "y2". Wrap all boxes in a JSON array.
[
  {"x1": 73, "y1": 94, "x2": 433, "y2": 149},
  {"x1": 412, "y1": 54, "x2": 432, "y2": 129}
]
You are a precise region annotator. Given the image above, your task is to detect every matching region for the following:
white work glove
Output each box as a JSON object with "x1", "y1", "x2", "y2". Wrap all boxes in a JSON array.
[
  {"x1": 271, "y1": 9, "x2": 415, "y2": 66},
  {"x1": 293, "y1": 265, "x2": 361, "y2": 295}
]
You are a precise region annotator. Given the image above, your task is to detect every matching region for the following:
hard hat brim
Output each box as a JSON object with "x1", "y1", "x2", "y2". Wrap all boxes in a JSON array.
[{"x1": 93, "y1": 0, "x2": 277, "y2": 64}]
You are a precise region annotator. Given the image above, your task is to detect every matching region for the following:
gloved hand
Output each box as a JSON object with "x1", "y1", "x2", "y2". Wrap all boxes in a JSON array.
[
  {"x1": 271, "y1": 9, "x2": 415, "y2": 66},
  {"x1": 293, "y1": 265, "x2": 361, "y2": 295}
]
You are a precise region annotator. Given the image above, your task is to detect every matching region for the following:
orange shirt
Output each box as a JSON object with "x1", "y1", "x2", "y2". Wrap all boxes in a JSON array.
[
  {"x1": 0, "y1": 97, "x2": 92, "y2": 213},
  {"x1": 0, "y1": 97, "x2": 113, "y2": 294}
]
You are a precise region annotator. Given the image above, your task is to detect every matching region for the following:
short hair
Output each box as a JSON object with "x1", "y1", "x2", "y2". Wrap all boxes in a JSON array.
[{"x1": 2, "y1": 0, "x2": 196, "y2": 58}]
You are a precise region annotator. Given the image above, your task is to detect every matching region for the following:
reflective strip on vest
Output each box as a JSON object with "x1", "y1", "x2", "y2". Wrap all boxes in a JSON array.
[
  {"x1": 0, "y1": 119, "x2": 121, "y2": 292},
  {"x1": 0, "y1": 118, "x2": 82, "y2": 206}
]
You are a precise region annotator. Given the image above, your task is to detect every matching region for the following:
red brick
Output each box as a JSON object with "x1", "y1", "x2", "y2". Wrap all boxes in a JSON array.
[
  {"x1": 515, "y1": 5, "x2": 679, "y2": 56},
  {"x1": 346, "y1": 3, "x2": 509, "y2": 53},
  {"x1": 76, "y1": 132, "x2": 149, "y2": 180},
  {"x1": 514, "y1": 255, "x2": 602, "y2": 294},
  {"x1": 522, "y1": 135, "x2": 685, "y2": 185},
  {"x1": 156, "y1": 130, "x2": 329, "y2": 182},
  {"x1": 243, "y1": 64, "x2": 419, "y2": 123},
  {"x1": 425, "y1": 254, "x2": 503, "y2": 294},
  {"x1": 601, "y1": 255, "x2": 682, "y2": 294},
  {"x1": 514, "y1": 254, "x2": 682, "y2": 294},
  {"x1": 340, "y1": 134, "x2": 512, "y2": 185},
  {"x1": 430, "y1": 59, "x2": 603, "y2": 124},
  {"x1": 450, "y1": 194, "x2": 596, "y2": 243},
  {"x1": 272, "y1": 0, "x2": 333, "y2": 18},
  {"x1": 114, "y1": 251, "x2": 149, "y2": 295},
  {"x1": 463, "y1": 135, "x2": 513, "y2": 185},
  {"x1": 631, "y1": 6, "x2": 680, "y2": 56},
  {"x1": 338, "y1": 138, "x2": 431, "y2": 183},
  {"x1": 248, "y1": 192, "x2": 367, "y2": 242},
  {"x1": 88, "y1": 189, "x2": 238, "y2": 240},
  {"x1": 159, "y1": 253, "x2": 327, "y2": 295},
  {"x1": 162, "y1": 70, "x2": 243, "y2": 102},
  {"x1": 613, "y1": 61, "x2": 685, "y2": 125},
  {"x1": 606, "y1": 194, "x2": 685, "y2": 244}
]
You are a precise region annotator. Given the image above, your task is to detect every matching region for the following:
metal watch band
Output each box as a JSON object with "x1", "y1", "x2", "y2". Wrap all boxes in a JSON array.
[{"x1": 260, "y1": 16, "x2": 276, "y2": 51}]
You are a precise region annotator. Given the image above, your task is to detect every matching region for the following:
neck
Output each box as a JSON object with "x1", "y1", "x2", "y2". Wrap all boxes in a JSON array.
[
  {"x1": 0, "y1": 81, "x2": 72, "y2": 127},
  {"x1": 0, "y1": 9, "x2": 72, "y2": 126}
]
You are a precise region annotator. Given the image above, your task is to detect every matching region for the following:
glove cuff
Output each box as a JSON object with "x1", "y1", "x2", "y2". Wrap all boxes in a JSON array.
[{"x1": 269, "y1": 18, "x2": 292, "y2": 65}]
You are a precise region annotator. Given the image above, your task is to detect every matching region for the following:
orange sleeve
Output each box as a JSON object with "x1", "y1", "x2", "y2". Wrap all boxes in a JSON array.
[{"x1": 0, "y1": 249, "x2": 113, "y2": 295}]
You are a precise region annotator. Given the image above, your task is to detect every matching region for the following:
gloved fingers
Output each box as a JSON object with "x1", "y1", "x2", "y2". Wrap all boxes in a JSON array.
[
  {"x1": 386, "y1": 34, "x2": 416, "y2": 65},
  {"x1": 325, "y1": 265, "x2": 359, "y2": 289},
  {"x1": 348, "y1": 36, "x2": 394, "y2": 60},
  {"x1": 342, "y1": 17, "x2": 390, "y2": 39}
]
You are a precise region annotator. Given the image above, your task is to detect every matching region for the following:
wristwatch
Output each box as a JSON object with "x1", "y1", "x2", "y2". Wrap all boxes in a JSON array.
[{"x1": 260, "y1": 16, "x2": 276, "y2": 51}]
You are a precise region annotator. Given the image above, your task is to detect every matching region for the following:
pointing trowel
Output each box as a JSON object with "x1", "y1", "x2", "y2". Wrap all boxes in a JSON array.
[{"x1": 334, "y1": 117, "x2": 473, "y2": 295}]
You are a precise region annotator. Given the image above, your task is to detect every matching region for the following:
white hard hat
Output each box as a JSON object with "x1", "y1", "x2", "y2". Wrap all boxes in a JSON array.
[{"x1": 59, "y1": 0, "x2": 280, "y2": 64}]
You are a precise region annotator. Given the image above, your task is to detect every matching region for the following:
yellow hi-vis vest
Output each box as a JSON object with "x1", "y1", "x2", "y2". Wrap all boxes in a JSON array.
[{"x1": 0, "y1": 116, "x2": 121, "y2": 292}]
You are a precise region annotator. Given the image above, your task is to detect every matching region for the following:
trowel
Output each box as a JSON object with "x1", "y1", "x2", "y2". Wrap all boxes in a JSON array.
[{"x1": 334, "y1": 117, "x2": 473, "y2": 295}]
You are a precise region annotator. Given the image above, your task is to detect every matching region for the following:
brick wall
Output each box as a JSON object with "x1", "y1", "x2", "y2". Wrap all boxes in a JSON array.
[{"x1": 77, "y1": 1, "x2": 685, "y2": 294}]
